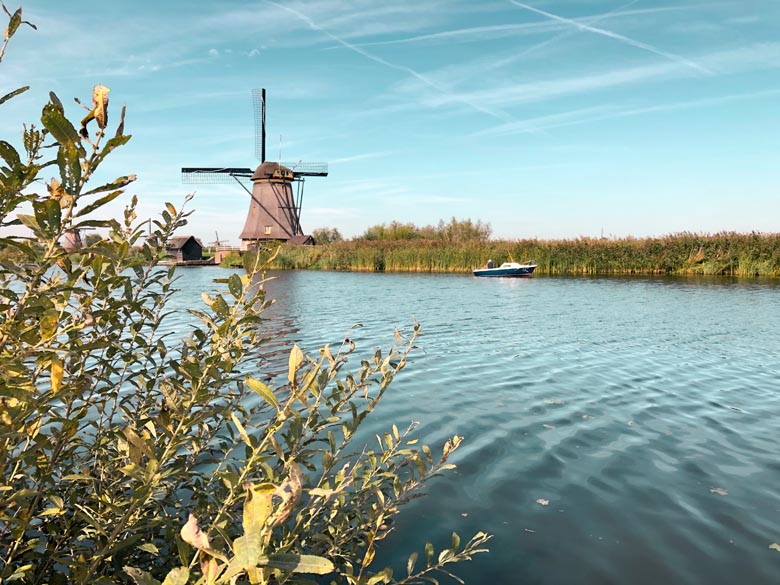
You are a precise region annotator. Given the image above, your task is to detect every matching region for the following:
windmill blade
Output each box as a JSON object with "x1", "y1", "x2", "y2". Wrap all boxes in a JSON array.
[
  {"x1": 252, "y1": 88, "x2": 266, "y2": 162},
  {"x1": 181, "y1": 167, "x2": 253, "y2": 184},
  {"x1": 281, "y1": 162, "x2": 329, "y2": 177}
]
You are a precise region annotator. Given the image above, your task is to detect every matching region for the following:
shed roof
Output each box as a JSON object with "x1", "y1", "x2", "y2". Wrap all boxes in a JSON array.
[{"x1": 166, "y1": 236, "x2": 202, "y2": 250}]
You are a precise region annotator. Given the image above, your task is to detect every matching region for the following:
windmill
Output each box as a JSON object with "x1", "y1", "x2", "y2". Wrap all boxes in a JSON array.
[
  {"x1": 208, "y1": 231, "x2": 228, "y2": 248},
  {"x1": 181, "y1": 89, "x2": 328, "y2": 250}
]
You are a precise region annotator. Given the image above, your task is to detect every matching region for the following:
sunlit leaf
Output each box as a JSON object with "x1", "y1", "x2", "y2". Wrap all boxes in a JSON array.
[
  {"x1": 180, "y1": 514, "x2": 210, "y2": 550},
  {"x1": 243, "y1": 483, "x2": 274, "y2": 539},
  {"x1": 123, "y1": 566, "x2": 161, "y2": 585},
  {"x1": 288, "y1": 344, "x2": 304, "y2": 383},
  {"x1": 407, "y1": 551, "x2": 418, "y2": 576},
  {"x1": 246, "y1": 376, "x2": 278, "y2": 408},
  {"x1": 39, "y1": 309, "x2": 58, "y2": 339},
  {"x1": 230, "y1": 413, "x2": 251, "y2": 447},
  {"x1": 50, "y1": 356, "x2": 63, "y2": 393},
  {"x1": 257, "y1": 553, "x2": 335, "y2": 575},
  {"x1": 160, "y1": 567, "x2": 189, "y2": 585}
]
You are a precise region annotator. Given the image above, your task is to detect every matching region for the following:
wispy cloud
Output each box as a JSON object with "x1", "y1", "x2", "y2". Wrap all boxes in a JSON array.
[
  {"x1": 509, "y1": 1, "x2": 712, "y2": 75},
  {"x1": 476, "y1": 87, "x2": 780, "y2": 136},
  {"x1": 340, "y1": 4, "x2": 688, "y2": 49},
  {"x1": 263, "y1": 0, "x2": 515, "y2": 122},
  {"x1": 391, "y1": 41, "x2": 780, "y2": 112},
  {"x1": 330, "y1": 151, "x2": 395, "y2": 164}
]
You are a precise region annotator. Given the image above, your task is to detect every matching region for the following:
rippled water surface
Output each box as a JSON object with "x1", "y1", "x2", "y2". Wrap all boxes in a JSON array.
[{"x1": 171, "y1": 268, "x2": 780, "y2": 584}]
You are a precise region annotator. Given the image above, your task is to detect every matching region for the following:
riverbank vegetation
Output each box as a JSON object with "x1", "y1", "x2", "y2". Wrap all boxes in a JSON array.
[
  {"x1": 0, "y1": 8, "x2": 489, "y2": 583},
  {"x1": 264, "y1": 231, "x2": 780, "y2": 277}
]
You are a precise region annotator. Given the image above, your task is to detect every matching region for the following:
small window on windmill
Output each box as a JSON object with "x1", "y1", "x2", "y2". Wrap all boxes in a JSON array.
[{"x1": 264, "y1": 226, "x2": 272, "y2": 235}]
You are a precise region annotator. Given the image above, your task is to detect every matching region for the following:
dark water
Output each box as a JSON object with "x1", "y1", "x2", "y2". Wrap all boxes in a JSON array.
[{"x1": 170, "y1": 268, "x2": 780, "y2": 584}]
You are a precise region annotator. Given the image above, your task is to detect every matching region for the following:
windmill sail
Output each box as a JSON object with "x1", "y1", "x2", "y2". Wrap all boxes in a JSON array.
[{"x1": 180, "y1": 88, "x2": 327, "y2": 247}]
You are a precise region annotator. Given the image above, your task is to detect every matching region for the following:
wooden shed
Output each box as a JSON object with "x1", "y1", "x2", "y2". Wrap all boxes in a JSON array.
[{"x1": 165, "y1": 236, "x2": 203, "y2": 262}]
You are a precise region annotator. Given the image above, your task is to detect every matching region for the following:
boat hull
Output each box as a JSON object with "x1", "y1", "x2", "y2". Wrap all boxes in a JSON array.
[{"x1": 473, "y1": 265, "x2": 536, "y2": 277}]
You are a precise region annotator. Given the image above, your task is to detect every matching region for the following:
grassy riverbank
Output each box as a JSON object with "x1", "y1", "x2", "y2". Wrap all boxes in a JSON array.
[{"x1": 253, "y1": 232, "x2": 780, "y2": 277}]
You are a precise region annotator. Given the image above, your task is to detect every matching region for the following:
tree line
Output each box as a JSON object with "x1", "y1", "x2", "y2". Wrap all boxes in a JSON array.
[{"x1": 313, "y1": 217, "x2": 492, "y2": 244}]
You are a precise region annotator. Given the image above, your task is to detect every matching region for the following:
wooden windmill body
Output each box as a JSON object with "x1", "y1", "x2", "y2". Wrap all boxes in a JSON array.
[{"x1": 182, "y1": 89, "x2": 327, "y2": 250}]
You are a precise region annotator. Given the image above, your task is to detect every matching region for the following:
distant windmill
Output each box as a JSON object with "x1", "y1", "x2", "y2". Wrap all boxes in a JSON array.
[
  {"x1": 208, "y1": 231, "x2": 228, "y2": 247},
  {"x1": 61, "y1": 229, "x2": 83, "y2": 251},
  {"x1": 181, "y1": 89, "x2": 328, "y2": 250},
  {"x1": 61, "y1": 227, "x2": 96, "y2": 251}
]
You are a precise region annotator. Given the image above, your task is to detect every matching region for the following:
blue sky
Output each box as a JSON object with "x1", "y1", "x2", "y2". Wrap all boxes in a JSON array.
[{"x1": 2, "y1": 0, "x2": 779, "y2": 243}]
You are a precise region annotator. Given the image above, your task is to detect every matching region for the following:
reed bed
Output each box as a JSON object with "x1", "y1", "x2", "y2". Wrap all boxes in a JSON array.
[{"x1": 258, "y1": 232, "x2": 780, "y2": 277}]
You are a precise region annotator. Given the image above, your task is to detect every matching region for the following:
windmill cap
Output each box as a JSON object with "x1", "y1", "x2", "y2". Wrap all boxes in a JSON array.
[{"x1": 251, "y1": 161, "x2": 293, "y2": 181}]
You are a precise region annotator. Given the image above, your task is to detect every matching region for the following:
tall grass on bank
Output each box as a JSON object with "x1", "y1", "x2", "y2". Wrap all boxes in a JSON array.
[{"x1": 262, "y1": 232, "x2": 780, "y2": 277}]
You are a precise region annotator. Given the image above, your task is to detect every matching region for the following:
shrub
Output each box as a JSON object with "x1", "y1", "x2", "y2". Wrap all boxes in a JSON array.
[
  {"x1": 0, "y1": 7, "x2": 489, "y2": 584},
  {"x1": 312, "y1": 227, "x2": 344, "y2": 245}
]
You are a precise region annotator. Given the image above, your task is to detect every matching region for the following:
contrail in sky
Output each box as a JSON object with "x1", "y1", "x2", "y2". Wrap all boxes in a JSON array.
[
  {"x1": 509, "y1": 1, "x2": 712, "y2": 75},
  {"x1": 263, "y1": 0, "x2": 515, "y2": 122}
]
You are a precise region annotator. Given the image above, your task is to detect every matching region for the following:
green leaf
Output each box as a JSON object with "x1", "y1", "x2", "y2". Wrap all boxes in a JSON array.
[
  {"x1": 16, "y1": 213, "x2": 40, "y2": 233},
  {"x1": 82, "y1": 174, "x2": 136, "y2": 196},
  {"x1": 123, "y1": 566, "x2": 161, "y2": 585},
  {"x1": 41, "y1": 102, "x2": 81, "y2": 147},
  {"x1": 57, "y1": 141, "x2": 82, "y2": 193},
  {"x1": 424, "y1": 542, "x2": 434, "y2": 567},
  {"x1": 246, "y1": 376, "x2": 278, "y2": 408},
  {"x1": 451, "y1": 532, "x2": 461, "y2": 553},
  {"x1": 33, "y1": 199, "x2": 61, "y2": 234},
  {"x1": 0, "y1": 140, "x2": 21, "y2": 167},
  {"x1": 0, "y1": 86, "x2": 29, "y2": 106},
  {"x1": 7, "y1": 8, "x2": 22, "y2": 39},
  {"x1": 75, "y1": 189, "x2": 124, "y2": 218},
  {"x1": 257, "y1": 554, "x2": 335, "y2": 575},
  {"x1": 138, "y1": 543, "x2": 159, "y2": 555},
  {"x1": 90, "y1": 134, "x2": 132, "y2": 170},
  {"x1": 228, "y1": 273, "x2": 242, "y2": 298},
  {"x1": 0, "y1": 237, "x2": 37, "y2": 259}
]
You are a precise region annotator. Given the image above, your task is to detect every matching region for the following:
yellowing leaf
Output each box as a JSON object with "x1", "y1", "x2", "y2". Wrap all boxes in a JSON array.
[
  {"x1": 201, "y1": 292, "x2": 215, "y2": 307},
  {"x1": 92, "y1": 85, "x2": 110, "y2": 129},
  {"x1": 161, "y1": 567, "x2": 190, "y2": 585},
  {"x1": 243, "y1": 483, "x2": 275, "y2": 539},
  {"x1": 51, "y1": 356, "x2": 63, "y2": 393},
  {"x1": 769, "y1": 543, "x2": 780, "y2": 552},
  {"x1": 288, "y1": 344, "x2": 304, "y2": 384}
]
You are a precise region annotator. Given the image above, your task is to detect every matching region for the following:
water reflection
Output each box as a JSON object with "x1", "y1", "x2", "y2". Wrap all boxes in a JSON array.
[{"x1": 166, "y1": 268, "x2": 780, "y2": 585}]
